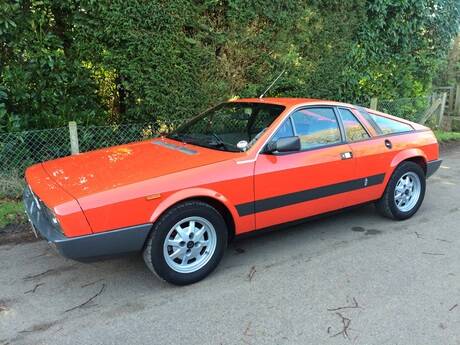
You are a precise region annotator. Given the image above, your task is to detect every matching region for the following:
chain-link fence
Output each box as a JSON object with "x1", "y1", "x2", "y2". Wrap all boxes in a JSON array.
[
  {"x1": 0, "y1": 121, "x2": 181, "y2": 198},
  {"x1": 0, "y1": 123, "x2": 163, "y2": 174},
  {"x1": 1, "y1": 127, "x2": 69, "y2": 175},
  {"x1": 376, "y1": 96, "x2": 432, "y2": 123}
]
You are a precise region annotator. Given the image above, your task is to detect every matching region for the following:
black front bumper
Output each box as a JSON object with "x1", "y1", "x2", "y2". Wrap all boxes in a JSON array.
[
  {"x1": 23, "y1": 186, "x2": 152, "y2": 262},
  {"x1": 426, "y1": 159, "x2": 442, "y2": 178}
]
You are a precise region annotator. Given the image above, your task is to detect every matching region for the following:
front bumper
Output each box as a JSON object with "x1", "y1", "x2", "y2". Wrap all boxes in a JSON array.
[
  {"x1": 23, "y1": 186, "x2": 152, "y2": 262},
  {"x1": 426, "y1": 159, "x2": 442, "y2": 178}
]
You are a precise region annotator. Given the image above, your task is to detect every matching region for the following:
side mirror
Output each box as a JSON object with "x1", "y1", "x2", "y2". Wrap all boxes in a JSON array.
[{"x1": 266, "y1": 136, "x2": 301, "y2": 153}]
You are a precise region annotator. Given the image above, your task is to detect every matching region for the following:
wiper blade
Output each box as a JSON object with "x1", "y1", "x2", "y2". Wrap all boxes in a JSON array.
[
  {"x1": 209, "y1": 134, "x2": 230, "y2": 150},
  {"x1": 169, "y1": 134, "x2": 213, "y2": 149},
  {"x1": 166, "y1": 133, "x2": 192, "y2": 144},
  {"x1": 209, "y1": 134, "x2": 242, "y2": 152},
  {"x1": 168, "y1": 133, "x2": 241, "y2": 152}
]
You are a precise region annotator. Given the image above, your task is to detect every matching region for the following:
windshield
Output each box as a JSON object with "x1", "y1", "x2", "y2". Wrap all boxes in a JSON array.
[{"x1": 167, "y1": 102, "x2": 285, "y2": 152}]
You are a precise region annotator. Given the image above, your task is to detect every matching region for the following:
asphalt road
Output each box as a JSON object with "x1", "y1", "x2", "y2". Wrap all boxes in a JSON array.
[{"x1": 1, "y1": 146, "x2": 460, "y2": 345}]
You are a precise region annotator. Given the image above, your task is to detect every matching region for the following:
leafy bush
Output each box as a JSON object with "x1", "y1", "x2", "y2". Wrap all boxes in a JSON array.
[{"x1": 1, "y1": 0, "x2": 459, "y2": 131}]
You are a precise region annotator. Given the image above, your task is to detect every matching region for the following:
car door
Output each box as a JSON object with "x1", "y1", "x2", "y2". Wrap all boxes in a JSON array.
[
  {"x1": 339, "y1": 107, "x2": 414, "y2": 207},
  {"x1": 253, "y1": 106, "x2": 357, "y2": 229}
]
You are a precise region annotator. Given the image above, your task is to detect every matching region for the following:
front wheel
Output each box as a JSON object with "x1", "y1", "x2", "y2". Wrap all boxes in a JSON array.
[
  {"x1": 376, "y1": 161, "x2": 426, "y2": 220},
  {"x1": 143, "y1": 200, "x2": 227, "y2": 285}
]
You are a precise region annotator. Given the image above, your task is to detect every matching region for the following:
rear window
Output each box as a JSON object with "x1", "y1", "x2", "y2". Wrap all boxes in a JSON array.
[
  {"x1": 369, "y1": 113, "x2": 413, "y2": 134},
  {"x1": 358, "y1": 108, "x2": 413, "y2": 135}
]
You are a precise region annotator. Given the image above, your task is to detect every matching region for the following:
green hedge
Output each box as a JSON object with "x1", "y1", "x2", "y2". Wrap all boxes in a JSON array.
[{"x1": 1, "y1": 0, "x2": 459, "y2": 132}]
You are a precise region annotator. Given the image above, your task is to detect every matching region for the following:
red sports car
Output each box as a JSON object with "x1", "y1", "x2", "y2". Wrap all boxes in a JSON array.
[{"x1": 24, "y1": 98, "x2": 441, "y2": 285}]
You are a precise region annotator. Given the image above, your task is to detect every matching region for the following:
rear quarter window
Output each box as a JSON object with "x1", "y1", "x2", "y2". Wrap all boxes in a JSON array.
[{"x1": 370, "y1": 113, "x2": 413, "y2": 134}]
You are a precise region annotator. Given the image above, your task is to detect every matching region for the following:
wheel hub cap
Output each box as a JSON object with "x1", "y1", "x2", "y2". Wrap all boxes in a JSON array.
[
  {"x1": 394, "y1": 172, "x2": 421, "y2": 212},
  {"x1": 163, "y1": 216, "x2": 217, "y2": 274}
]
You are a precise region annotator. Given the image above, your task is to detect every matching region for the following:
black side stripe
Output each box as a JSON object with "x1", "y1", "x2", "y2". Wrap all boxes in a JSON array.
[{"x1": 236, "y1": 174, "x2": 385, "y2": 216}]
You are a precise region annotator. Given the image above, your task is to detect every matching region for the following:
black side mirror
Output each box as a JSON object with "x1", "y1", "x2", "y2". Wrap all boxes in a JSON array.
[{"x1": 266, "y1": 136, "x2": 301, "y2": 153}]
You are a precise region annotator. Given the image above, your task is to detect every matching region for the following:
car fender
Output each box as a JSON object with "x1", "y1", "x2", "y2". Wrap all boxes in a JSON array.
[
  {"x1": 149, "y1": 187, "x2": 240, "y2": 225},
  {"x1": 389, "y1": 148, "x2": 428, "y2": 173}
]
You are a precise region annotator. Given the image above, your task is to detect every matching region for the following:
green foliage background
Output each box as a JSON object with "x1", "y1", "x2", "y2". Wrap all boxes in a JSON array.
[{"x1": 1, "y1": 0, "x2": 459, "y2": 132}]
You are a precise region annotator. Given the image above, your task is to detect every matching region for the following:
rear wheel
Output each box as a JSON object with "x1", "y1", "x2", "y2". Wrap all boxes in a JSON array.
[
  {"x1": 376, "y1": 161, "x2": 426, "y2": 220},
  {"x1": 143, "y1": 200, "x2": 227, "y2": 285}
]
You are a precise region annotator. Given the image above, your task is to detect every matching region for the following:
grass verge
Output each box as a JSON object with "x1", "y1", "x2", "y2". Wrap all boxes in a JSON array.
[
  {"x1": 434, "y1": 130, "x2": 460, "y2": 143},
  {"x1": 0, "y1": 170, "x2": 24, "y2": 200},
  {"x1": 0, "y1": 199, "x2": 25, "y2": 228}
]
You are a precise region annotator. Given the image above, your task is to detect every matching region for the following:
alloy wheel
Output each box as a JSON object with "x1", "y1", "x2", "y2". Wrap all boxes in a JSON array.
[
  {"x1": 394, "y1": 171, "x2": 421, "y2": 212},
  {"x1": 163, "y1": 216, "x2": 217, "y2": 274}
]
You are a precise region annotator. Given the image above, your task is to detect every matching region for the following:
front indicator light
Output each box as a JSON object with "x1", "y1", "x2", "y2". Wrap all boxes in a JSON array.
[{"x1": 146, "y1": 193, "x2": 161, "y2": 200}]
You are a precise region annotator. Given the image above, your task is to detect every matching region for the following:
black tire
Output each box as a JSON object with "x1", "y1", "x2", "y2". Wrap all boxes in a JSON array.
[
  {"x1": 143, "y1": 200, "x2": 227, "y2": 285},
  {"x1": 376, "y1": 161, "x2": 426, "y2": 220}
]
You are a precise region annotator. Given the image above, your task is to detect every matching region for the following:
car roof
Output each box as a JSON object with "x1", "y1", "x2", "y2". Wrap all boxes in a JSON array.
[
  {"x1": 232, "y1": 97, "x2": 423, "y2": 129},
  {"x1": 232, "y1": 97, "x2": 353, "y2": 108}
]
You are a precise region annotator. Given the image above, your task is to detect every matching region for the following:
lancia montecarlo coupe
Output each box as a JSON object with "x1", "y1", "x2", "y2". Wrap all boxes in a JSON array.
[{"x1": 24, "y1": 98, "x2": 442, "y2": 285}]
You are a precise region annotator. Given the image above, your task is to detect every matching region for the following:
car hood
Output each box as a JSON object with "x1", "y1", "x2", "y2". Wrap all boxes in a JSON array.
[{"x1": 41, "y1": 138, "x2": 237, "y2": 199}]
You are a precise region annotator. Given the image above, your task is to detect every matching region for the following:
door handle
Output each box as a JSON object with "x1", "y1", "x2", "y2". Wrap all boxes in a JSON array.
[
  {"x1": 340, "y1": 151, "x2": 353, "y2": 160},
  {"x1": 384, "y1": 139, "x2": 392, "y2": 149}
]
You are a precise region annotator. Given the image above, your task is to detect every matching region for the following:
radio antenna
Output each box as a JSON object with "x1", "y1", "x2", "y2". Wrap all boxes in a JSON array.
[{"x1": 259, "y1": 69, "x2": 285, "y2": 99}]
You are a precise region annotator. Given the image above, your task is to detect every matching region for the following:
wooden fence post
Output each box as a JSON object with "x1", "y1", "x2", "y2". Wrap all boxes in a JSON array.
[
  {"x1": 438, "y1": 92, "x2": 448, "y2": 128},
  {"x1": 370, "y1": 97, "x2": 378, "y2": 110},
  {"x1": 68, "y1": 121, "x2": 80, "y2": 155},
  {"x1": 455, "y1": 83, "x2": 460, "y2": 117},
  {"x1": 420, "y1": 97, "x2": 442, "y2": 125}
]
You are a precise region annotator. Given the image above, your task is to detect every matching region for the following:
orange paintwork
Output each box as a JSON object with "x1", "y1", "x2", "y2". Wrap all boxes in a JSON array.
[
  {"x1": 24, "y1": 164, "x2": 92, "y2": 237},
  {"x1": 254, "y1": 143, "x2": 355, "y2": 228},
  {"x1": 24, "y1": 98, "x2": 439, "y2": 238}
]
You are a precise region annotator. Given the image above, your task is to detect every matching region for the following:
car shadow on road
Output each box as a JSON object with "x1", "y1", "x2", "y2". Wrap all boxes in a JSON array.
[{"x1": 15, "y1": 198, "x2": 421, "y2": 298}]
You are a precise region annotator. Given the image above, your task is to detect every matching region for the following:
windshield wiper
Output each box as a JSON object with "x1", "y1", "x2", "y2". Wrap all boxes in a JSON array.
[
  {"x1": 168, "y1": 133, "x2": 216, "y2": 150},
  {"x1": 167, "y1": 132, "x2": 241, "y2": 152},
  {"x1": 208, "y1": 134, "x2": 244, "y2": 152},
  {"x1": 208, "y1": 134, "x2": 231, "y2": 150},
  {"x1": 166, "y1": 133, "x2": 192, "y2": 144}
]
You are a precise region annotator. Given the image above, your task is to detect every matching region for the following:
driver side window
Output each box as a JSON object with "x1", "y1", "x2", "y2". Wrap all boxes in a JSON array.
[
  {"x1": 291, "y1": 107, "x2": 341, "y2": 150},
  {"x1": 271, "y1": 119, "x2": 294, "y2": 142},
  {"x1": 269, "y1": 107, "x2": 344, "y2": 152}
]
